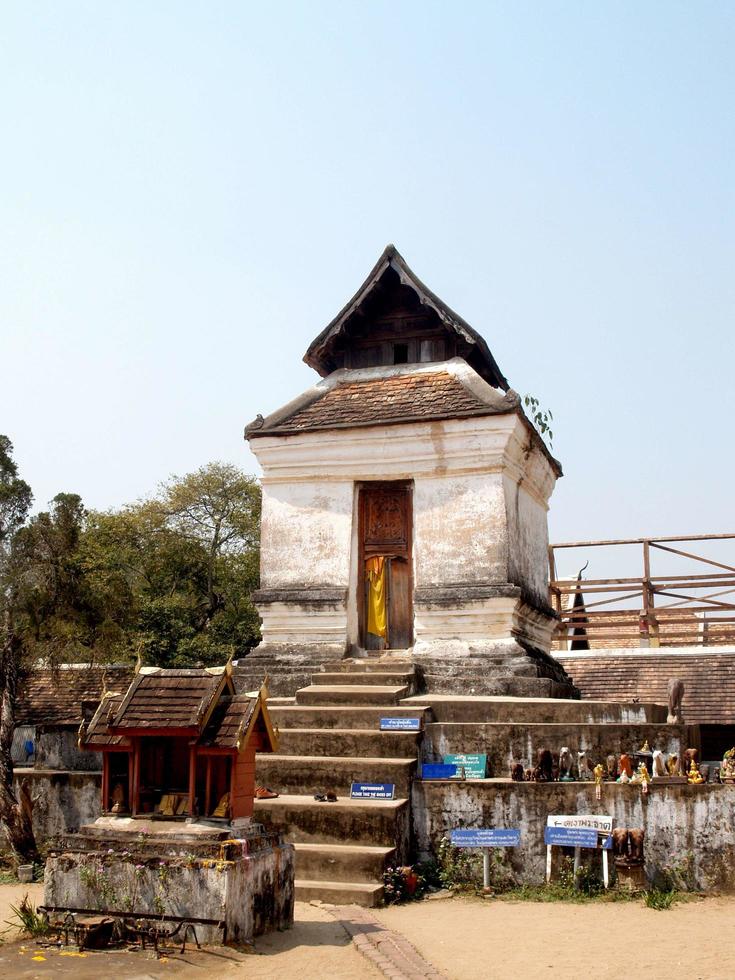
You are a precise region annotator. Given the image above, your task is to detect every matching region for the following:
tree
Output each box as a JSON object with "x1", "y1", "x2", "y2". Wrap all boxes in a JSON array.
[
  {"x1": 81, "y1": 463, "x2": 262, "y2": 667},
  {"x1": 0, "y1": 436, "x2": 37, "y2": 864}
]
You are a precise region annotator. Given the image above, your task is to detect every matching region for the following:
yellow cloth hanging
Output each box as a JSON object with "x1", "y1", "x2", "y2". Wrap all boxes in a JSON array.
[{"x1": 365, "y1": 556, "x2": 387, "y2": 640}]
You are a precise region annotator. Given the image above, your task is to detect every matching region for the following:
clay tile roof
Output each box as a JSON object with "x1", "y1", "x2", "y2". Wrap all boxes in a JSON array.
[
  {"x1": 82, "y1": 693, "x2": 129, "y2": 748},
  {"x1": 198, "y1": 694, "x2": 257, "y2": 749},
  {"x1": 259, "y1": 370, "x2": 511, "y2": 434},
  {"x1": 16, "y1": 665, "x2": 133, "y2": 727},
  {"x1": 555, "y1": 651, "x2": 735, "y2": 725},
  {"x1": 111, "y1": 668, "x2": 225, "y2": 732}
]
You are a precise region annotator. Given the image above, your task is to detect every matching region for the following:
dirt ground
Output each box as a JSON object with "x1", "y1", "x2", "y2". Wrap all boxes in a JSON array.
[
  {"x1": 0, "y1": 885, "x2": 379, "y2": 980},
  {"x1": 4, "y1": 884, "x2": 735, "y2": 980},
  {"x1": 375, "y1": 894, "x2": 735, "y2": 980}
]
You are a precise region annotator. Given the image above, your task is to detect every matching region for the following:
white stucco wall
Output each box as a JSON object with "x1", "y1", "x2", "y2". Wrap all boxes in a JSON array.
[{"x1": 250, "y1": 368, "x2": 560, "y2": 652}]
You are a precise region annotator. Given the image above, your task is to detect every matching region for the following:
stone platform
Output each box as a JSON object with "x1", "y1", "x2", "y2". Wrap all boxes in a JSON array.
[
  {"x1": 252, "y1": 657, "x2": 725, "y2": 904},
  {"x1": 45, "y1": 817, "x2": 294, "y2": 944}
]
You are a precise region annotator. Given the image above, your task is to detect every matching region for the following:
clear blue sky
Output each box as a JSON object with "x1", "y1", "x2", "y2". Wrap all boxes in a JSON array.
[{"x1": 2, "y1": 2, "x2": 733, "y2": 550}]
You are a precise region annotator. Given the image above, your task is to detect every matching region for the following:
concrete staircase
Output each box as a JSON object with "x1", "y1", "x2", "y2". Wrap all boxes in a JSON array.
[{"x1": 255, "y1": 657, "x2": 429, "y2": 907}]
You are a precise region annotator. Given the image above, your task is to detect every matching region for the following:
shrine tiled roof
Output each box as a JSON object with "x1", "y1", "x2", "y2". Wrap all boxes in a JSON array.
[
  {"x1": 555, "y1": 649, "x2": 735, "y2": 725},
  {"x1": 198, "y1": 694, "x2": 257, "y2": 749},
  {"x1": 16, "y1": 665, "x2": 132, "y2": 727},
  {"x1": 82, "y1": 693, "x2": 129, "y2": 747},
  {"x1": 110, "y1": 667, "x2": 228, "y2": 732},
  {"x1": 252, "y1": 368, "x2": 518, "y2": 435}
]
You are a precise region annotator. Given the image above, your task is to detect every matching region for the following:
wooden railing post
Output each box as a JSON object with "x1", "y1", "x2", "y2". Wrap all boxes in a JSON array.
[{"x1": 641, "y1": 540, "x2": 659, "y2": 648}]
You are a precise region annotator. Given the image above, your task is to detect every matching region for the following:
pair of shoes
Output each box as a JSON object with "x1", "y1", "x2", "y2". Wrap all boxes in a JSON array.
[
  {"x1": 313, "y1": 790, "x2": 339, "y2": 803},
  {"x1": 255, "y1": 786, "x2": 279, "y2": 799}
]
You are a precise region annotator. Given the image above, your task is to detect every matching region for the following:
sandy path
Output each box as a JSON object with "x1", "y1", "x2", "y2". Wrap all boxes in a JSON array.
[
  {"x1": 0, "y1": 890, "x2": 380, "y2": 979},
  {"x1": 375, "y1": 895, "x2": 735, "y2": 980}
]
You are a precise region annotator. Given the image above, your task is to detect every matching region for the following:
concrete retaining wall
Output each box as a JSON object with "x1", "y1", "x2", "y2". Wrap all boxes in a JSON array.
[
  {"x1": 421, "y1": 722, "x2": 700, "y2": 775},
  {"x1": 412, "y1": 780, "x2": 735, "y2": 891},
  {"x1": 45, "y1": 843, "x2": 294, "y2": 944},
  {"x1": 13, "y1": 769, "x2": 101, "y2": 841}
]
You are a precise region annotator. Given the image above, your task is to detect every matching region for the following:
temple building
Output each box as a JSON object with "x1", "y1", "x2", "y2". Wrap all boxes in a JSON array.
[{"x1": 243, "y1": 245, "x2": 574, "y2": 697}]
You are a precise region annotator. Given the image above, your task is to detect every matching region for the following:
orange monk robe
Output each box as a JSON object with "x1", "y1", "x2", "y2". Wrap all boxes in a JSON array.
[{"x1": 365, "y1": 556, "x2": 387, "y2": 640}]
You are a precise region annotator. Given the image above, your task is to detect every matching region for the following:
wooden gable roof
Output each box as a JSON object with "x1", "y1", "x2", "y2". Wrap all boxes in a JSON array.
[
  {"x1": 109, "y1": 666, "x2": 232, "y2": 734},
  {"x1": 199, "y1": 690, "x2": 278, "y2": 752},
  {"x1": 79, "y1": 692, "x2": 130, "y2": 748},
  {"x1": 303, "y1": 245, "x2": 509, "y2": 390}
]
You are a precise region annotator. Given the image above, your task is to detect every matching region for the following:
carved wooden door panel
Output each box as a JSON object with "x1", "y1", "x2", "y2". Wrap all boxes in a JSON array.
[{"x1": 359, "y1": 483, "x2": 413, "y2": 649}]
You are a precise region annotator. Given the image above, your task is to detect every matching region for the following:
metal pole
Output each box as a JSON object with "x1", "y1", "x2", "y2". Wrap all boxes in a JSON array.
[{"x1": 483, "y1": 849, "x2": 491, "y2": 890}]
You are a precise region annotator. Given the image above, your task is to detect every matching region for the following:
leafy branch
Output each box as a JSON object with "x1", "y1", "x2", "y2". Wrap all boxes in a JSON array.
[{"x1": 524, "y1": 394, "x2": 554, "y2": 449}]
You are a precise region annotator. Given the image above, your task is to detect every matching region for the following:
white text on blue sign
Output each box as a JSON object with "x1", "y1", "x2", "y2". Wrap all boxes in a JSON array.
[
  {"x1": 451, "y1": 829, "x2": 521, "y2": 848},
  {"x1": 350, "y1": 782, "x2": 395, "y2": 800}
]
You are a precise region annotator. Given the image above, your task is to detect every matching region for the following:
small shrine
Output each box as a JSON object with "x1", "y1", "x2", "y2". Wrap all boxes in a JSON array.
[
  {"x1": 79, "y1": 663, "x2": 277, "y2": 822},
  {"x1": 45, "y1": 664, "x2": 293, "y2": 946}
]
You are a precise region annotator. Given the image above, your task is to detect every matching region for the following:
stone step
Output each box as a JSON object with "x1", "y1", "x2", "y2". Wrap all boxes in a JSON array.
[
  {"x1": 269, "y1": 705, "x2": 431, "y2": 731},
  {"x1": 256, "y1": 754, "x2": 416, "y2": 796},
  {"x1": 401, "y1": 694, "x2": 668, "y2": 724},
  {"x1": 418, "y1": 674, "x2": 577, "y2": 698},
  {"x1": 253, "y1": 794, "x2": 410, "y2": 855},
  {"x1": 295, "y1": 878, "x2": 384, "y2": 907},
  {"x1": 296, "y1": 684, "x2": 409, "y2": 706},
  {"x1": 294, "y1": 842, "x2": 395, "y2": 883},
  {"x1": 323, "y1": 659, "x2": 413, "y2": 673},
  {"x1": 276, "y1": 728, "x2": 422, "y2": 759},
  {"x1": 422, "y1": 722, "x2": 700, "y2": 776},
  {"x1": 313, "y1": 670, "x2": 417, "y2": 689}
]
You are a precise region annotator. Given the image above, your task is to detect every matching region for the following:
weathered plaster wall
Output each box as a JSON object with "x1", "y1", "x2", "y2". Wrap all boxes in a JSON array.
[
  {"x1": 413, "y1": 472, "x2": 507, "y2": 587},
  {"x1": 260, "y1": 479, "x2": 354, "y2": 589},
  {"x1": 45, "y1": 844, "x2": 294, "y2": 943},
  {"x1": 421, "y1": 722, "x2": 700, "y2": 775},
  {"x1": 35, "y1": 729, "x2": 102, "y2": 772},
  {"x1": 13, "y1": 769, "x2": 100, "y2": 841},
  {"x1": 503, "y1": 474, "x2": 550, "y2": 608},
  {"x1": 412, "y1": 781, "x2": 735, "y2": 891},
  {"x1": 252, "y1": 384, "x2": 559, "y2": 660}
]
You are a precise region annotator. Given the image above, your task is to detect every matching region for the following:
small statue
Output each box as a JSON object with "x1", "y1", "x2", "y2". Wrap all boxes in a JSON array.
[
  {"x1": 721, "y1": 748, "x2": 735, "y2": 783},
  {"x1": 667, "y1": 677, "x2": 685, "y2": 724},
  {"x1": 577, "y1": 751, "x2": 593, "y2": 781},
  {"x1": 683, "y1": 748, "x2": 699, "y2": 774},
  {"x1": 687, "y1": 760, "x2": 704, "y2": 784},
  {"x1": 593, "y1": 763, "x2": 604, "y2": 801},
  {"x1": 510, "y1": 762, "x2": 525, "y2": 782},
  {"x1": 606, "y1": 754, "x2": 618, "y2": 780},
  {"x1": 667, "y1": 753, "x2": 680, "y2": 776},
  {"x1": 651, "y1": 749, "x2": 668, "y2": 778},
  {"x1": 612, "y1": 828, "x2": 629, "y2": 862},
  {"x1": 636, "y1": 762, "x2": 651, "y2": 795},
  {"x1": 559, "y1": 747, "x2": 575, "y2": 782},
  {"x1": 629, "y1": 828, "x2": 645, "y2": 864},
  {"x1": 640, "y1": 739, "x2": 650, "y2": 753},
  {"x1": 619, "y1": 753, "x2": 633, "y2": 779},
  {"x1": 110, "y1": 782, "x2": 126, "y2": 815},
  {"x1": 533, "y1": 748, "x2": 554, "y2": 782}
]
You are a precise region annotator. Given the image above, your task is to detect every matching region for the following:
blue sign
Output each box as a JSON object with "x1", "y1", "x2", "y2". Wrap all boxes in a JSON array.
[
  {"x1": 451, "y1": 828, "x2": 521, "y2": 848},
  {"x1": 421, "y1": 763, "x2": 459, "y2": 780},
  {"x1": 380, "y1": 717, "x2": 421, "y2": 731},
  {"x1": 544, "y1": 826, "x2": 599, "y2": 849},
  {"x1": 350, "y1": 782, "x2": 395, "y2": 800},
  {"x1": 444, "y1": 753, "x2": 487, "y2": 779}
]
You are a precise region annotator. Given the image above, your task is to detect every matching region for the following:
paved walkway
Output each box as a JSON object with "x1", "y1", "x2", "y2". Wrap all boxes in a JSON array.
[{"x1": 326, "y1": 903, "x2": 445, "y2": 980}]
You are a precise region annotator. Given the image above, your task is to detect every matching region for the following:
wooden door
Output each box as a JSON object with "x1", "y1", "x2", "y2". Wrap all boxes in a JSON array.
[{"x1": 358, "y1": 482, "x2": 413, "y2": 649}]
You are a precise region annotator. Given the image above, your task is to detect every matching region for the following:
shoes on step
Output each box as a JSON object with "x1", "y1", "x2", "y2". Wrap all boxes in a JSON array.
[{"x1": 255, "y1": 786, "x2": 279, "y2": 800}]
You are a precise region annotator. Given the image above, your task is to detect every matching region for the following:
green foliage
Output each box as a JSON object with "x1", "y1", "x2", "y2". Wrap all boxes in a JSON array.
[
  {"x1": 644, "y1": 888, "x2": 677, "y2": 910},
  {"x1": 652, "y1": 853, "x2": 697, "y2": 893},
  {"x1": 5, "y1": 894, "x2": 48, "y2": 937},
  {"x1": 435, "y1": 836, "x2": 514, "y2": 894},
  {"x1": 523, "y1": 394, "x2": 554, "y2": 448}
]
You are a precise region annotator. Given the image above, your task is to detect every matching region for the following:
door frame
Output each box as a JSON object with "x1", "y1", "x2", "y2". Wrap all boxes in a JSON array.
[{"x1": 357, "y1": 480, "x2": 413, "y2": 650}]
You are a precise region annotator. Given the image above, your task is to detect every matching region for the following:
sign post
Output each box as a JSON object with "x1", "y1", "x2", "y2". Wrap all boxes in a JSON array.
[
  {"x1": 545, "y1": 815, "x2": 613, "y2": 889},
  {"x1": 450, "y1": 828, "x2": 521, "y2": 890}
]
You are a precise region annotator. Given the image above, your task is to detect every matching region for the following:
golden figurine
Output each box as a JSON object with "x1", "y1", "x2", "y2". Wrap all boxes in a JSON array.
[{"x1": 687, "y1": 760, "x2": 704, "y2": 784}]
